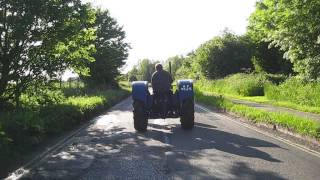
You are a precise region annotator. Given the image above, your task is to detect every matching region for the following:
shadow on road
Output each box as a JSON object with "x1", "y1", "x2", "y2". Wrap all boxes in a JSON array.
[
  {"x1": 230, "y1": 162, "x2": 286, "y2": 180},
  {"x1": 149, "y1": 121, "x2": 282, "y2": 162},
  {"x1": 171, "y1": 122, "x2": 283, "y2": 162},
  {"x1": 23, "y1": 120, "x2": 286, "y2": 180},
  {"x1": 147, "y1": 121, "x2": 285, "y2": 179}
]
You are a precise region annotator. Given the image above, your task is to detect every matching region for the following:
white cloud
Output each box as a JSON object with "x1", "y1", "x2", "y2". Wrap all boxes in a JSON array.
[{"x1": 83, "y1": 0, "x2": 256, "y2": 72}]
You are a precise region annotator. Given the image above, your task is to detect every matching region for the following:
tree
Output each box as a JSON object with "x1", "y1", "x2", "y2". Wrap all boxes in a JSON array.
[
  {"x1": 195, "y1": 31, "x2": 253, "y2": 79},
  {"x1": 127, "y1": 66, "x2": 138, "y2": 82},
  {"x1": 249, "y1": 40, "x2": 293, "y2": 75},
  {"x1": 128, "y1": 75, "x2": 138, "y2": 82},
  {"x1": 137, "y1": 59, "x2": 157, "y2": 81},
  {"x1": 127, "y1": 59, "x2": 158, "y2": 81},
  {"x1": 82, "y1": 9, "x2": 130, "y2": 87},
  {"x1": 0, "y1": 0, "x2": 96, "y2": 106},
  {"x1": 248, "y1": 0, "x2": 320, "y2": 80},
  {"x1": 164, "y1": 55, "x2": 184, "y2": 78}
]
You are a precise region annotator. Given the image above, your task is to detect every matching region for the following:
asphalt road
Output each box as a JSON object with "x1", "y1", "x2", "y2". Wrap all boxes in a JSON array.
[{"x1": 19, "y1": 97, "x2": 320, "y2": 180}]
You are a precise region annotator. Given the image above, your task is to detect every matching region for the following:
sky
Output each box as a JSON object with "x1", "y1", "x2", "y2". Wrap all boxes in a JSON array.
[{"x1": 78, "y1": 0, "x2": 257, "y2": 75}]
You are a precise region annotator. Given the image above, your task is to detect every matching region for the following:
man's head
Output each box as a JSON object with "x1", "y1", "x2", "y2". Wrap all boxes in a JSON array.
[{"x1": 155, "y1": 63, "x2": 163, "y2": 71}]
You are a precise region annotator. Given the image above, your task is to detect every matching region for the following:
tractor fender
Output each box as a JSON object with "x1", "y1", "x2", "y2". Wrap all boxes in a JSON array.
[
  {"x1": 132, "y1": 81, "x2": 149, "y2": 105},
  {"x1": 177, "y1": 79, "x2": 194, "y2": 102}
]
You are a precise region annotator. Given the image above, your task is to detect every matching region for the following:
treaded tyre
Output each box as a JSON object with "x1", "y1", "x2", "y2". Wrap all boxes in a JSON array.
[
  {"x1": 180, "y1": 98, "x2": 194, "y2": 129},
  {"x1": 133, "y1": 100, "x2": 148, "y2": 132}
]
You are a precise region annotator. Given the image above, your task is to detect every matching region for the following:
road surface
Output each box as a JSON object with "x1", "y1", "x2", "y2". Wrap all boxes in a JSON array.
[{"x1": 19, "y1": 97, "x2": 320, "y2": 180}]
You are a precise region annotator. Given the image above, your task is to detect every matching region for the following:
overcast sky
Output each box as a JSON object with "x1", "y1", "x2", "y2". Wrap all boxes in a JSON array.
[{"x1": 82, "y1": 0, "x2": 257, "y2": 72}]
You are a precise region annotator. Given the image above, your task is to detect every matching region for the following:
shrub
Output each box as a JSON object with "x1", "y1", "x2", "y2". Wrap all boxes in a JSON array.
[
  {"x1": 0, "y1": 86, "x2": 130, "y2": 178},
  {"x1": 265, "y1": 74, "x2": 288, "y2": 84},
  {"x1": 0, "y1": 88, "x2": 129, "y2": 150},
  {"x1": 265, "y1": 78, "x2": 320, "y2": 107},
  {"x1": 20, "y1": 88, "x2": 65, "y2": 109},
  {"x1": 197, "y1": 73, "x2": 268, "y2": 96},
  {"x1": 0, "y1": 110, "x2": 44, "y2": 149},
  {"x1": 39, "y1": 104, "x2": 82, "y2": 134},
  {"x1": 66, "y1": 96, "x2": 104, "y2": 113},
  {"x1": 0, "y1": 123, "x2": 11, "y2": 152}
]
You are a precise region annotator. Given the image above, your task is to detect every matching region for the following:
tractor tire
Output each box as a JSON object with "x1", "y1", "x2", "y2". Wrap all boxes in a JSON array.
[
  {"x1": 133, "y1": 100, "x2": 148, "y2": 132},
  {"x1": 180, "y1": 98, "x2": 194, "y2": 130}
]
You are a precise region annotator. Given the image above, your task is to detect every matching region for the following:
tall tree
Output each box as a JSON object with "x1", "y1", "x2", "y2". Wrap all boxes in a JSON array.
[
  {"x1": 0, "y1": 0, "x2": 96, "y2": 106},
  {"x1": 83, "y1": 9, "x2": 129, "y2": 87},
  {"x1": 195, "y1": 31, "x2": 253, "y2": 79},
  {"x1": 248, "y1": 0, "x2": 320, "y2": 80}
]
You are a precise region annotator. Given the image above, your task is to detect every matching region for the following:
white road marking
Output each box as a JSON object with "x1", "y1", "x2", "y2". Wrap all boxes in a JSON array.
[{"x1": 195, "y1": 104, "x2": 320, "y2": 159}]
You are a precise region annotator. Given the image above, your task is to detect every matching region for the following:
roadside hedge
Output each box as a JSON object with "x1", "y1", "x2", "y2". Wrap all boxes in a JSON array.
[{"x1": 0, "y1": 88, "x2": 130, "y2": 177}]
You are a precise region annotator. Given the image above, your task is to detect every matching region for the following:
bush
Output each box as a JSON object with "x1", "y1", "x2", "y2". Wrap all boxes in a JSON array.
[
  {"x1": 0, "y1": 110, "x2": 44, "y2": 150},
  {"x1": 265, "y1": 78, "x2": 320, "y2": 107},
  {"x1": 0, "y1": 123, "x2": 12, "y2": 175},
  {"x1": 20, "y1": 88, "x2": 66, "y2": 109},
  {"x1": 265, "y1": 74, "x2": 288, "y2": 84},
  {"x1": 197, "y1": 73, "x2": 268, "y2": 96},
  {"x1": 0, "y1": 123, "x2": 11, "y2": 152},
  {"x1": 195, "y1": 32, "x2": 253, "y2": 78},
  {"x1": 62, "y1": 87, "x2": 86, "y2": 97},
  {"x1": 40, "y1": 104, "x2": 82, "y2": 134},
  {"x1": 66, "y1": 96, "x2": 104, "y2": 113},
  {"x1": 0, "y1": 87, "x2": 129, "y2": 161}
]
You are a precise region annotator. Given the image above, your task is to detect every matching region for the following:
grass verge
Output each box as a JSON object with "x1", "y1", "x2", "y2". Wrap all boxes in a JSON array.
[
  {"x1": 196, "y1": 74, "x2": 320, "y2": 114},
  {"x1": 201, "y1": 90, "x2": 320, "y2": 114},
  {"x1": 195, "y1": 87, "x2": 320, "y2": 140}
]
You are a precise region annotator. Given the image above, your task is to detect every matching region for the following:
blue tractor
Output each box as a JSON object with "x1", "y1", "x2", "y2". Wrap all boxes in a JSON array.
[{"x1": 131, "y1": 79, "x2": 194, "y2": 132}]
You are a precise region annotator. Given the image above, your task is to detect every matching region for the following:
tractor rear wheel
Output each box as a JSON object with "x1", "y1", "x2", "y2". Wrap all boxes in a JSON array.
[
  {"x1": 180, "y1": 98, "x2": 194, "y2": 129},
  {"x1": 133, "y1": 100, "x2": 148, "y2": 132}
]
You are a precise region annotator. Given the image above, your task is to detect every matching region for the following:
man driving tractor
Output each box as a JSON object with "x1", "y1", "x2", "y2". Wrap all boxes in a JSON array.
[
  {"x1": 151, "y1": 63, "x2": 173, "y2": 117},
  {"x1": 131, "y1": 62, "x2": 194, "y2": 131},
  {"x1": 151, "y1": 63, "x2": 173, "y2": 94}
]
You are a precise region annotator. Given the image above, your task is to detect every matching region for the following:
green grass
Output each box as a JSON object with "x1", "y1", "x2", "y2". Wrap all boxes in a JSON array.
[
  {"x1": 197, "y1": 73, "x2": 268, "y2": 97},
  {"x1": 265, "y1": 78, "x2": 320, "y2": 108},
  {"x1": 196, "y1": 74, "x2": 320, "y2": 114},
  {"x1": 201, "y1": 90, "x2": 320, "y2": 114},
  {"x1": 195, "y1": 87, "x2": 320, "y2": 139}
]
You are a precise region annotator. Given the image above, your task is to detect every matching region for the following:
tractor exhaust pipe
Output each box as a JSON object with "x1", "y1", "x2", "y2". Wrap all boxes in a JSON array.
[{"x1": 169, "y1": 61, "x2": 172, "y2": 75}]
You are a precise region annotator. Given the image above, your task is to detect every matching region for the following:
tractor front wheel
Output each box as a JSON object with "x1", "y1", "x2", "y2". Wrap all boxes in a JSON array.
[
  {"x1": 180, "y1": 98, "x2": 194, "y2": 129},
  {"x1": 133, "y1": 100, "x2": 148, "y2": 132}
]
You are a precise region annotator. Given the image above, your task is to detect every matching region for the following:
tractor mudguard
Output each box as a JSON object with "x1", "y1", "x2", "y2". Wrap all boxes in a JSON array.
[
  {"x1": 132, "y1": 81, "x2": 149, "y2": 105},
  {"x1": 177, "y1": 80, "x2": 194, "y2": 102}
]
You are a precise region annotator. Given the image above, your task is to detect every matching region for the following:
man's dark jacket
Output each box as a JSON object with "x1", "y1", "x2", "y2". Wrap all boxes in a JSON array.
[{"x1": 151, "y1": 70, "x2": 173, "y2": 93}]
